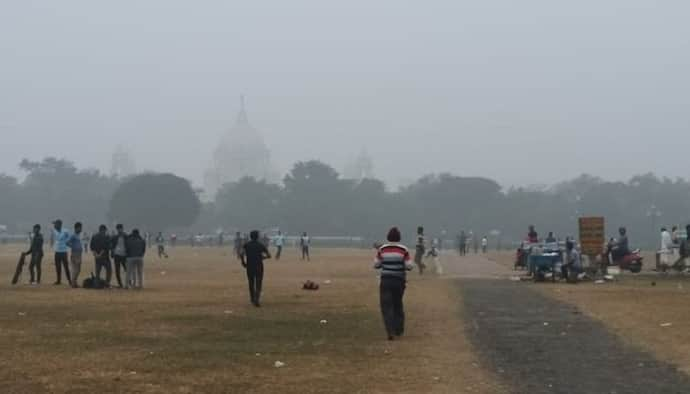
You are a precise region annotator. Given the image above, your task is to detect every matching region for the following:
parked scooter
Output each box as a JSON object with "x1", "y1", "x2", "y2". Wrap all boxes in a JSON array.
[{"x1": 603, "y1": 239, "x2": 643, "y2": 273}]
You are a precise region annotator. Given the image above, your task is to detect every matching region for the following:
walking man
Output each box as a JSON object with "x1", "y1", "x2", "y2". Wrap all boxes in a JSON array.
[
  {"x1": 233, "y1": 232, "x2": 242, "y2": 260},
  {"x1": 90, "y1": 225, "x2": 112, "y2": 286},
  {"x1": 155, "y1": 232, "x2": 169, "y2": 258},
  {"x1": 274, "y1": 231, "x2": 285, "y2": 260},
  {"x1": 67, "y1": 222, "x2": 84, "y2": 288},
  {"x1": 110, "y1": 224, "x2": 128, "y2": 288},
  {"x1": 52, "y1": 220, "x2": 72, "y2": 286},
  {"x1": 125, "y1": 229, "x2": 146, "y2": 289},
  {"x1": 458, "y1": 231, "x2": 467, "y2": 256},
  {"x1": 374, "y1": 227, "x2": 413, "y2": 340},
  {"x1": 481, "y1": 236, "x2": 488, "y2": 253},
  {"x1": 414, "y1": 226, "x2": 426, "y2": 275},
  {"x1": 660, "y1": 227, "x2": 674, "y2": 271},
  {"x1": 300, "y1": 232, "x2": 310, "y2": 261},
  {"x1": 240, "y1": 230, "x2": 271, "y2": 307}
]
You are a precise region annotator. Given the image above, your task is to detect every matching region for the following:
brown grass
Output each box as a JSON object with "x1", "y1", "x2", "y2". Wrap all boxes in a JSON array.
[{"x1": 1, "y1": 245, "x2": 502, "y2": 394}]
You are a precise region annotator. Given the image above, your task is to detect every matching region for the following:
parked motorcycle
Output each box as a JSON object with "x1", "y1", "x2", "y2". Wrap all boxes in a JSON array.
[{"x1": 602, "y1": 240, "x2": 643, "y2": 273}]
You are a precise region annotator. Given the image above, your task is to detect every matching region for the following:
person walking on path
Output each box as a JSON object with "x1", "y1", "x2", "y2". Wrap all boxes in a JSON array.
[
  {"x1": 90, "y1": 225, "x2": 112, "y2": 286},
  {"x1": 240, "y1": 230, "x2": 272, "y2": 307},
  {"x1": 300, "y1": 232, "x2": 310, "y2": 261},
  {"x1": 273, "y1": 231, "x2": 285, "y2": 260},
  {"x1": 52, "y1": 220, "x2": 73, "y2": 286},
  {"x1": 374, "y1": 227, "x2": 413, "y2": 341},
  {"x1": 125, "y1": 229, "x2": 146, "y2": 289},
  {"x1": 414, "y1": 226, "x2": 426, "y2": 274},
  {"x1": 13, "y1": 225, "x2": 44, "y2": 285},
  {"x1": 481, "y1": 236, "x2": 488, "y2": 253},
  {"x1": 67, "y1": 222, "x2": 84, "y2": 288},
  {"x1": 110, "y1": 224, "x2": 128, "y2": 288}
]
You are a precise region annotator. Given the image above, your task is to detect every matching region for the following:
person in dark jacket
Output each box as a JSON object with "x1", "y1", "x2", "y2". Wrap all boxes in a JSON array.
[
  {"x1": 13, "y1": 224, "x2": 44, "y2": 285},
  {"x1": 374, "y1": 227, "x2": 414, "y2": 340},
  {"x1": 110, "y1": 224, "x2": 128, "y2": 288},
  {"x1": 90, "y1": 225, "x2": 112, "y2": 286},
  {"x1": 125, "y1": 229, "x2": 146, "y2": 289},
  {"x1": 240, "y1": 230, "x2": 271, "y2": 307}
]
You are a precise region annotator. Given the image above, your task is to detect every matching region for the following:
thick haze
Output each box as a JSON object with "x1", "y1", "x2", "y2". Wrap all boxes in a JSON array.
[{"x1": 2, "y1": 0, "x2": 688, "y2": 189}]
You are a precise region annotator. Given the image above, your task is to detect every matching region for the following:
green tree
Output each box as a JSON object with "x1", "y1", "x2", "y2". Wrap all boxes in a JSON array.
[
  {"x1": 215, "y1": 177, "x2": 282, "y2": 231},
  {"x1": 108, "y1": 173, "x2": 201, "y2": 231}
]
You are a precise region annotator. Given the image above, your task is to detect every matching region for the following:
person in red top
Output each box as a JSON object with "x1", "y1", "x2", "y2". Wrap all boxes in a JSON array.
[{"x1": 374, "y1": 227, "x2": 414, "y2": 340}]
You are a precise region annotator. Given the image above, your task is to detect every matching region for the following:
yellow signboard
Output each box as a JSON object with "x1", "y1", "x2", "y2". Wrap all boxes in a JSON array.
[{"x1": 579, "y1": 217, "x2": 605, "y2": 256}]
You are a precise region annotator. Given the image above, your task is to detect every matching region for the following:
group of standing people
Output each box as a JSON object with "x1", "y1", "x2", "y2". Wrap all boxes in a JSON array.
[
  {"x1": 457, "y1": 231, "x2": 489, "y2": 255},
  {"x1": 12, "y1": 220, "x2": 149, "y2": 289}
]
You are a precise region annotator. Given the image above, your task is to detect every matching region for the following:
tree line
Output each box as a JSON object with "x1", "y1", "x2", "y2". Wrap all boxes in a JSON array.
[{"x1": 2, "y1": 157, "x2": 689, "y2": 248}]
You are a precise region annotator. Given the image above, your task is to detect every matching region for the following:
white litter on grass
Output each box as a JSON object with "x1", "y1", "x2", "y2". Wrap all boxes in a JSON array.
[
  {"x1": 324, "y1": 280, "x2": 332, "y2": 285},
  {"x1": 320, "y1": 320, "x2": 328, "y2": 325},
  {"x1": 274, "y1": 361, "x2": 286, "y2": 368},
  {"x1": 129, "y1": 371, "x2": 137, "y2": 375},
  {"x1": 383, "y1": 349, "x2": 391, "y2": 355},
  {"x1": 17, "y1": 312, "x2": 26, "y2": 316},
  {"x1": 160, "y1": 271, "x2": 166, "y2": 276},
  {"x1": 510, "y1": 276, "x2": 521, "y2": 282},
  {"x1": 660, "y1": 322, "x2": 672, "y2": 327},
  {"x1": 604, "y1": 275, "x2": 615, "y2": 281},
  {"x1": 224, "y1": 310, "x2": 233, "y2": 314},
  {"x1": 594, "y1": 280, "x2": 605, "y2": 284},
  {"x1": 433, "y1": 377, "x2": 441, "y2": 382},
  {"x1": 543, "y1": 322, "x2": 549, "y2": 326},
  {"x1": 255, "y1": 353, "x2": 262, "y2": 357}
]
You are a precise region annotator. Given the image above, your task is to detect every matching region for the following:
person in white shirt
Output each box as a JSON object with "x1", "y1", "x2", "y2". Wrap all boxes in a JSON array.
[
  {"x1": 273, "y1": 231, "x2": 285, "y2": 260},
  {"x1": 660, "y1": 227, "x2": 674, "y2": 270},
  {"x1": 300, "y1": 232, "x2": 310, "y2": 261},
  {"x1": 481, "y1": 236, "x2": 488, "y2": 253}
]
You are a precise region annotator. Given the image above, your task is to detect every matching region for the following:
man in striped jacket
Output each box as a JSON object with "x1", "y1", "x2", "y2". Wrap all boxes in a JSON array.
[{"x1": 374, "y1": 227, "x2": 414, "y2": 340}]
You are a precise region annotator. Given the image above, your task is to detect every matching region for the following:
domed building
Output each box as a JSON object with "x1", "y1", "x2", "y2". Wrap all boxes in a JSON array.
[{"x1": 204, "y1": 97, "x2": 274, "y2": 199}]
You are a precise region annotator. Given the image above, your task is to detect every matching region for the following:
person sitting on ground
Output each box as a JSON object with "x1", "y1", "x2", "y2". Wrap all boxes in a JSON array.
[{"x1": 374, "y1": 227, "x2": 414, "y2": 341}]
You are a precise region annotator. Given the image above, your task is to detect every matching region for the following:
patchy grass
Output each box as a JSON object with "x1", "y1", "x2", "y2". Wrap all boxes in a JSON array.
[{"x1": 1, "y1": 245, "x2": 501, "y2": 393}]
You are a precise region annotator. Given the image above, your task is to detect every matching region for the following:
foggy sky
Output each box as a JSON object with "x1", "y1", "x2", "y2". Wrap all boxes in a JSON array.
[{"x1": 2, "y1": 0, "x2": 689, "y2": 190}]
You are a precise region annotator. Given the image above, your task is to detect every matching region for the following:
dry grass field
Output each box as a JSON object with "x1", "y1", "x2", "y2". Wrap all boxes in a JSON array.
[
  {"x1": 488, "y1": 251, "x2": 690, "y2": 375},
  {"x1": 1, "y1": 245, "x2": 503, "y2": 394}
]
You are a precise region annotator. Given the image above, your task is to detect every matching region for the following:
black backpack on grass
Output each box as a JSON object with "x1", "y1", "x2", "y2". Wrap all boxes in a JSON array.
[{"x1": 83, "y1": 273, "x2": 108, "y2": 289}]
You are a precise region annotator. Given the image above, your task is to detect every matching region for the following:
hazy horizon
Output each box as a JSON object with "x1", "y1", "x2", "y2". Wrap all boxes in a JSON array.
[{"x1": 2, "y1": 1, "x2": 689, "y2": 190}]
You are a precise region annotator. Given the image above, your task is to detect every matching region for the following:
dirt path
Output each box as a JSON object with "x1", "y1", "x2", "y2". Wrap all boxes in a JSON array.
[{"x1": 452, "y1": 254, "x2": 690, "y2": 393}]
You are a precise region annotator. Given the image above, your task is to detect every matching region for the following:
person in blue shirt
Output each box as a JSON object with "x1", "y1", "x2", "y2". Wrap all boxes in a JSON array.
[
  {"x1": 67, "y1": 222, "x2": 84, "y2": 288},
  {"x1": 52, "y1": 219, "x2": 73, "y2": 286}
]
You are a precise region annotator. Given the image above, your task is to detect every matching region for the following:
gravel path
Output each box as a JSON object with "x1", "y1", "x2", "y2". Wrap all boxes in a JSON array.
[{"x1": 459, "y1": 277, "x2": 690, "y2": 394}]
